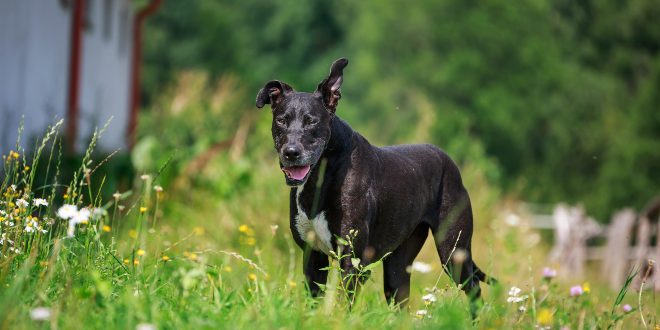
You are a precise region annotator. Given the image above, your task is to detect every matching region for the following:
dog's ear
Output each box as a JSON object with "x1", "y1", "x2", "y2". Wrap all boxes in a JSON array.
[
  {"x1": 316, "y1": 58, "x2": 348, "y2": 113},
  {"x1": 256, "y1": 80, "x2": 294, "y2": 109}
]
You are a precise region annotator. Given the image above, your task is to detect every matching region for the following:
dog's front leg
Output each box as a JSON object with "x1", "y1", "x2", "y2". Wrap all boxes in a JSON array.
[
  {"x1": 303, "y1": 248, "x2": 329, "y2": 297},
  {"x1": 337, "y1": 225, "x2": 371, "y2": 308}
]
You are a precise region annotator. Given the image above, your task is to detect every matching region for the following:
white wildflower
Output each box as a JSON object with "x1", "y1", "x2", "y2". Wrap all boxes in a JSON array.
[
  {"x1": 415, "y1": 309, "x2": 428, "y2": 319},
  {"x1": 154, "y1": 185, "x2": 163, "y2": 192},
  {"x1": 422, "y1": 293, "x2": 437, "y2": 304},
  {"x1": 30, "y1": 307, "x2": 51, "y2": 321},
  {"x1": 57, "y1": 204, "x2": 78, "y2": 220},
  {"x1": 92, "y1": 207, "x2": 106, "y2": 219},
  {"x1": 24, "y1": 218, "x2": 38, "y2": 233},
  {"x1": 33, "y1": 198, "x2": 49, "y2": 207},
  {"x1": 0, "y1": 233, "x2": 14, "y2": 245},
  {"x1": 72, "y1": 208, "x2": 91, "y2": 224},
  {"x1": 140, "y1": 174, "x2": 150, "y2": 181},
  {"x1": 410, "y1": 261, "x2": 433, "y2": 273},
  {"x1": 505, "y1": 212, "x2": 520, "y2": 226},
  {"x1": 507, "y1": 286, "x2": 528, "y2": 303},
  {"x1": 136, "y1": 323, "x2": 157, "y2": 330},
  {"x1": 16, "y1": 198, "x2": 29, "y2": 208}
]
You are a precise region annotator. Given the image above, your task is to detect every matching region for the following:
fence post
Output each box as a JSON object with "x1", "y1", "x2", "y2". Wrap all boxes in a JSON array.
[{"x1": 602, "y1": 209, "x2": 636, "y2": 289}]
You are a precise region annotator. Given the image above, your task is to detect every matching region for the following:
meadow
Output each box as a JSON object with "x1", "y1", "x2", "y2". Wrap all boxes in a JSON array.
[{"x1": 0, "y1": 113, "x2": 657, "y2": 330}]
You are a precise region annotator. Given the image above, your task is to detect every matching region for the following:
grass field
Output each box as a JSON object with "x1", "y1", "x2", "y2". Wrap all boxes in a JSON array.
[{"x1": 0, "y1": 121, "x2": 657, "y2": 329}]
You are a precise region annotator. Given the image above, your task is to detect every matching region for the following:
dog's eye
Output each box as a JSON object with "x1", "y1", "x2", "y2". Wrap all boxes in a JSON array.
[
  {"x1": 276, "y1": 117, "x2": 287, "y2": 126},
  {"x1": 305, "y1": 116, "x2": 319, "y2": 126}
]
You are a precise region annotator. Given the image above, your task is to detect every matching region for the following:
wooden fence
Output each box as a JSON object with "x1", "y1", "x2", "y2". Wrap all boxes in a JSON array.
[{"x1": 526, "y1": 197, "x2": 660, "y2": 290}]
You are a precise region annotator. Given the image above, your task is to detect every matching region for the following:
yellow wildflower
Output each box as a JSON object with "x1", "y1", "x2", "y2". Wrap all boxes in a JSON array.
[
  {"x1": 248, "y1": 273, "x2": 257, "y2": 281},
  {"x1": 288, "y1": 281, "x2": 297, "y2": 288},
  {"x1": 133, "y1": 259, "x2": 140, "y2": 265},
  {"x1": 189, "y1": 253, "x2": 198, "y2": 261},
  {"x1": 582, "y1": 282, "x2": 590, "y2": 294},
  {"x1": 136, "y1": 249, "x2": 146, "y2": 256},
  {"x1": 162, "y1": 255, "x2": 170, "y2": 262},
  {"x1": 102, "y1": 225, "x2": 111, "y2": 232},
  {"x1": 128, "y1": 230, "x2": 138, "y2": 238},
  {"x1": 123, "y1": 259, "x2": 130, "y2": 265},
  {"x1": 193, "y1": 226, "x2": 205, "y2": 236},
  {"x1": 140, "y1": 206, "x2": 148, "y2": 213},
  {"x1": 223, "y1": 266, "x2": 232, "y2": 272},
  {"x1": 246, "y1": 237, "x2": 256, "y2": 246},
  {"x1": 537, "y1": 308, "x2": 553, "y2": 326},
  {"x1": 238, "y1": 224, "x2": 250, "y2": 234}
]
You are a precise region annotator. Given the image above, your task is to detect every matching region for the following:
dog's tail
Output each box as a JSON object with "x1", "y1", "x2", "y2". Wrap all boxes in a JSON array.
[{"x1": 474, "y1": 265, "x2": 497, "y2": 285}]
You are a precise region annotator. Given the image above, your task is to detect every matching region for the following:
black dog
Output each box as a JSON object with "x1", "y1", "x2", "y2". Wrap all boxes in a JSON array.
[{"x1": 256, "y1": 58, "x2": 493, "y2": 311}]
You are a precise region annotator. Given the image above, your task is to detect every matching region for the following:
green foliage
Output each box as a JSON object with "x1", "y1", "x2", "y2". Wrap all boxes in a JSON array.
[{"x1": 143, "y1": 0, "x2": 660, "y2": 220}]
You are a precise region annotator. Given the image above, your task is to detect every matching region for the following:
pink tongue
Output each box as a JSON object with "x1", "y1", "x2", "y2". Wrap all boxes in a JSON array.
[{"x1": 283, "y1": 165, "x2": 311, "y2": 180}]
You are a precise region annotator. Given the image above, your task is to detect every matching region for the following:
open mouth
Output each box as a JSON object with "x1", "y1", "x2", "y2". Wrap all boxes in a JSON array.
[{"x1": 281, "y1": 165, "x2": 311, "y2": 183}]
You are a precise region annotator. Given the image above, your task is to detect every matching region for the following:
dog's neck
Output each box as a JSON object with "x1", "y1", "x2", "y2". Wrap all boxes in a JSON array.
[{"x1": 323, "y1": 116, "x2": 354, "y2": 158}]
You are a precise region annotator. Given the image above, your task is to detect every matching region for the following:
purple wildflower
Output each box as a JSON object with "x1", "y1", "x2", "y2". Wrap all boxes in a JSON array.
[
  {"x1": 542, "y1": 267, "x2": 557, "y2": 279},
  {"x1": 622, "y1": 304, "x2": 632, "y2": 313},
  {"x1": 569, "y1": 285, "x2": 583, "y2": 297}
]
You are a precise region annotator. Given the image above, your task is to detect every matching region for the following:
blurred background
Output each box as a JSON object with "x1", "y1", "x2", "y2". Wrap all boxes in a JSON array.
[{"x1": 1, "y1": 0, "x2": 659, "y2": 290}]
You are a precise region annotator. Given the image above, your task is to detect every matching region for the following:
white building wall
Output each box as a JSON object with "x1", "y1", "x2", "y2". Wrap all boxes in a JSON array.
[
  {"x1": 0, "y1": 0, "x2": 133, "y2": 156},
  {"x1": 0, "y1": 1, "x2": 70, "y2": 154},
  {"x1": 78, "y1": 0, "x2": 133, "y2": 152}
]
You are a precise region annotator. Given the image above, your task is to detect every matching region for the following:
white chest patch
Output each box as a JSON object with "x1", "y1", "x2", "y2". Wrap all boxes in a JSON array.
[{"x1": 295, "y1": 183, "x2": 333, "y2": 255}]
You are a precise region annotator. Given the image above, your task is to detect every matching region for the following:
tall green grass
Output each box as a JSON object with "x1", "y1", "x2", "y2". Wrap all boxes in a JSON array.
[{"x1": 0, "y1": 77, "x2": 656, "y2": 328}]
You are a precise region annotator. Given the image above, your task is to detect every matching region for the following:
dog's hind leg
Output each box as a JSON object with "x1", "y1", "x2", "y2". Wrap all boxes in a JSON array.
[
  {"x1": 431, "y1": 193, "x2": 483, "y2": 317},
  {"x1": 383, "y1": 223, "x2": 429, "y2": 308}
]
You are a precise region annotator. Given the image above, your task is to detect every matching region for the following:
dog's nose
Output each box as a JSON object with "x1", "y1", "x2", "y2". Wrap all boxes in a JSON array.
[{"x1": 283, "y1": 146, "x2": 302, "y2": 161}]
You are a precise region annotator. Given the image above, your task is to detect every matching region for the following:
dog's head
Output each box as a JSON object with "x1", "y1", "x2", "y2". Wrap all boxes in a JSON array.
[{"x1": 256, "y1": 58, "x2": 348, "y2": 186}]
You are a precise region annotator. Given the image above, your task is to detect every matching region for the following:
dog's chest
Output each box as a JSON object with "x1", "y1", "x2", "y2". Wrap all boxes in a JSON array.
[{"x1": 294, "y1": 183, "x2": 333, "y2": 255}]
